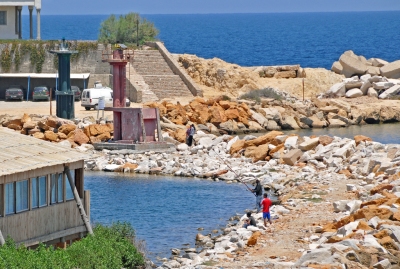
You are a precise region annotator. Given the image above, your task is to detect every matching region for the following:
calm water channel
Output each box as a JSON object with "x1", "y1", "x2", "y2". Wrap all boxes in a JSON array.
[{"x1": 84, "y1": 172, "x2": 254, "y2": 262}]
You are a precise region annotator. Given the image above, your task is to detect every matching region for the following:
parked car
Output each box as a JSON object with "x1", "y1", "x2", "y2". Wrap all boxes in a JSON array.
[
  {"x1": 32, "y1": 86, "x2": 50, "y2": 101},
  {"x1": 5, "y1": 85, "x2": 24, "y2": 101},
  {"x1": 71, "y1": 86, "x2": 81, "y2": 101}
]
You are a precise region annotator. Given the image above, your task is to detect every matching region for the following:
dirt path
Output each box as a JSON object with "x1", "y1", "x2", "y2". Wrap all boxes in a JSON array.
[{"x1": 215, "y1": 177, "x2": 360, "y2": 268}]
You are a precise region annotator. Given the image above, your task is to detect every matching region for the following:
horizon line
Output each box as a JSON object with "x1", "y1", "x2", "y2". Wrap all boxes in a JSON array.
[{"x1": 22, "y1": 10, "x2": 400, "y2": 16}]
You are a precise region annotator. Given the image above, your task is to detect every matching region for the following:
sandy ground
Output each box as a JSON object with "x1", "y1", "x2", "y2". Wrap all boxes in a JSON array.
[
  {"x1": 215, "y1": 177, "x2": 359, "y2": 268},
  {"x1": 0, "y1": 100, "x2": 147, "y2": 120}
]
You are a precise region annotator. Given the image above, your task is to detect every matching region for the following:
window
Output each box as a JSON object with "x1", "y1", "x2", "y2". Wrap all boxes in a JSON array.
[
  {"x1": 5, "y1": 183, "x2": 15, "y2": 215},
  {"x1": 5, "y1": 180, "x2": 29, "y2": 215},
  {"x1": 16, "y1": 180, "x2": 29, "y2": 212},
  {"x1": 57, "y1": 174, "x2": 63, "y2": 203},
  {"x1": 66, "y1": 169, "x2": 75, "y2": 200},
  {"x1": 50, "y1": 174, "x2": 64, "y2": 204},
  {"x1": 0, "y1": 11, "x2": 6, "y2": 25},
  {"x1": 32, "y1": 176, "x2": 47, "y2": 209}
]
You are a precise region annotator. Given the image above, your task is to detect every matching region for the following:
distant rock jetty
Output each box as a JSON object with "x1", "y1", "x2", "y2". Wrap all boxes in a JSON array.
[{"x1": 328, "y1": 51, "x2": 400, "y2": 99}]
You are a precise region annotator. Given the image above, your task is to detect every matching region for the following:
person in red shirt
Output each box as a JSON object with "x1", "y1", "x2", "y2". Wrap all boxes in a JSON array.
[{"x1": 260, "y1": 193, "x2": 272, "y2": 226}]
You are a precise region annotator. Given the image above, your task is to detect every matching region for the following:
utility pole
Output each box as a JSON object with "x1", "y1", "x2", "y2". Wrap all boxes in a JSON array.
[{"x1": 136, "y1": 17, "x2": 139, "y2": 48}]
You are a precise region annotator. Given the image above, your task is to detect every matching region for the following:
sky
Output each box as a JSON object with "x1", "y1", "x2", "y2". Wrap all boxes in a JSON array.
[{"x1": 32, "y1": 0, "x2": 400, "y2": 15}]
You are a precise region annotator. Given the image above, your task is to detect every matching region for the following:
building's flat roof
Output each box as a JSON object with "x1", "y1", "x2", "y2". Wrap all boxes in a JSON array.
[
  {"x1": 0, "y1": 73, "x2": 90, "y2": 79},
  {"x1": 0, "y1": 127, "x2": 88, "y2": 177},
  {"x1": 0, "y1": 0, "x2": 41, "y2": 8}
]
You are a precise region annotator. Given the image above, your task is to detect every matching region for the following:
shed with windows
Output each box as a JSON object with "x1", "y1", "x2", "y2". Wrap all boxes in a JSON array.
[{"x1": 0, "y1": 127, "x2": 91, "y2": 247}]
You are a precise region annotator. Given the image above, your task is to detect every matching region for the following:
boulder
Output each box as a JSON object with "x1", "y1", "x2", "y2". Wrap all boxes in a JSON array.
[
  {"x1": 230, "y1": 139, "x2": 245, "y2": 155},
  {"x1": 250, "y1": 110, "x2": 268, "y2": 127},
  {"x1": 33, "y1": 132, "x2": 45, "y2": 140},
  {"x1": 354, "y1": 135, "x2": 372, "y2": 145},
  {"x1": 344, "y1": 79, "x2": 363, "y2": 90},
  {"x1": 247, "y1": 231, "x2": 261, "y2": 246},
  {"x1": 177, "y1": 143, "x2": 189, "y2": 151},
  {"x1": 331, "y1": 61, "x2": 343, "y2": 74},
  {"x1": 282, "y1": 149, "x2": 303, "y2": 166},
  {"x1": 319, "y1": 135, "x2": 334, "y2": 146},
  {"x1": 360, "y1": 81, "x2": 372, "y2": 95},
  {"x1": 281, "y1": 116, "x2": 300, "y2": 130},
  {"x1": 23, "y1": 121, "x2": 36, "y2": 129},
  {"x1": 284, "y1": 136, "x2": 298, "y2": 150},
  {"x1": 379, "y1": 85, "x2": 400, "y2": 99},
  {"x1": 73, "y1": 129, "x2": 90, "y2": 145},
  {"x1": 308, "y1": 115, "x2": 328, "y2": 128},
  {"x1": 45, "y1": 116, "x2": 59, "y2": 128},
  {"x1": 44, "y1": 131, "x2": 58, "y2": 142},
  {"x1": 266, "y1": 120, "x2": 281, "y2": 131},
  {"x1": 244, "y1": 131, "x2": 283, "y2": 147},
  {"x1": 299, "y1": 137, "x2": 319, "y2": 151},
  {"x1": 367, "y1": 66, "x2": 381, "y2": 76},
  {"x1": 59, "y1": 124, "x2": 77, "y2": 135},
  {"x1": 21, "y1": 113, "x2": 31, "y2": 124},
  {"x1": 345, "y1": 88, "x2": 363, "y2": 98},
  {"x1": 327, "y1": 82, "x2": 346, "y2": 97},
  {"x1": 248, "y1": 121, "x2": 263, "y2": 131},
  {"x1": 244, "y1": 143, "x2": 269, "y2": 162},
  {"x1": 198, "y1": 137, "x2": 213, "y2": 149},
  {"x1": 368, "y1": 88, "x2": 378, "y2": 97},
  {"x1": 373, "y1": 82, "x2": 394, "y2": 91},
  {"x1": 328, "y1": 118, "x2": 347, "y2": 128},
  {"x1": 370, "y1": 58, "x2": 389, "y2": 67},
  {"x1": 339, "y1": 54, "x2": 368, "y2": 77},
  {"x1": 219, "y1": 120, "x2": 239, "y2": 133},
  {"x1": 380, "y1": 60, "x2": 400, "y2": 79}
]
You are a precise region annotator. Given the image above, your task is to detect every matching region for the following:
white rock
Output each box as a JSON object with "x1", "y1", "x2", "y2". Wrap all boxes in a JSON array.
[
  {"x1": 104, "y1": 164, "x2": 120, "y2": 172},
  {"x1": 177, "y1": 143, "x2": 189, "y2": 151},
  {"x1": 379, "y1": 85, "x2": 400, "y2": 99},
  {"x1": 327, "y1": 82, "x2": 346, "y2": 97},
  {"x1": 346, "y1": 200, "x2": 362, "y2": 214},
  {"x1": 284, "y1": 136, "x2": 298, "y2": 150},
  {"x1": 345, "y1": 88, "x2": 363, "y2": 98},
  {"x1": 346, "y1": 184, "x2": 357, "y2": 192},
  {"x1": 367, "y1": 87, "x2": 378, "y2": 97}
]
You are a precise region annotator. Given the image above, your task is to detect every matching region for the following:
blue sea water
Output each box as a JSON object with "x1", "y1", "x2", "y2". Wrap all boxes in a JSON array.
[
  {"x1": 22, "y1": 11, "x2": 400, "y2": 69},
  {"x1": 85, "y1": 172, "x2": 254, "y2": 262}
]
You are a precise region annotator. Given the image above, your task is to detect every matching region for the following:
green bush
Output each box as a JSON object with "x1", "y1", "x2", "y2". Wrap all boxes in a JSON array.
[
  {"x1": 239, "y1": 88, "x2": 282, "y2": 103},
  {"x1": 0, "y1": 222, "x2": 145, "y2": 269},
  {"x1": 98, "y1": 13, "x2": 159, "y2": 46}
]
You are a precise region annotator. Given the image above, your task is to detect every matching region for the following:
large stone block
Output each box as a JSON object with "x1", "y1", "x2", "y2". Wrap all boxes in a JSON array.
[
  {"x1": 379, "y1": 85, "x2": 400, "y2": 99},
  {"x1": 282, "y1": 149, "x2": 303, "y2": 166},
  {"x1": 345, "y1": 88, "x2": 363, "y2": 98},
  {"x1": 380, "y1": 60, "x2": 400, "y2": 79},
  {"x1": 370, "y1": 58, "x2": 389, "y2": 67},
  {"x1": 339, "y1": 54, "x2": 368, "y2": 77},
  {"x1": 331, "y1": 61, "x2": 343, "y2": 74},
  {"x1": 327, "y1": 82, "x2": 346, "y2": 97}
]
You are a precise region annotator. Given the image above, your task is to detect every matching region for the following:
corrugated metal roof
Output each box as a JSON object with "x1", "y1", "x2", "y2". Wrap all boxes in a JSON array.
[{"x1": 0, "y1": 128, "x2": 88, "y2": 177}]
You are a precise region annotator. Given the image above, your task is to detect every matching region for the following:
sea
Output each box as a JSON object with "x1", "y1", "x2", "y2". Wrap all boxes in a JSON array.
[{"x1": 22, "y1": 11, "x2": 400, "y2": 69}]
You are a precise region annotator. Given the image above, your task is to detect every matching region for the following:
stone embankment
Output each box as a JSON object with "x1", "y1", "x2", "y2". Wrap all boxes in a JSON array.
[
  {"x1": 328, "y1": 51, "x2": 400, "y2": 99},
  {"x1": 101, "y1": 129, "x2": 400, "y2": 269}
]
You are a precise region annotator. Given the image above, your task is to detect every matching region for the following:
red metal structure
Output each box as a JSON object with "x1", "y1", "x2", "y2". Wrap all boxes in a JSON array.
[{"x1": 103, "y1": 46, "x2": 162, "y2": 143}]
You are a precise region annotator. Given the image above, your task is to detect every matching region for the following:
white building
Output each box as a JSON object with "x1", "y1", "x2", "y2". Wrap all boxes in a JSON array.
[{"x1": 0, "y1": 0, "x2": 41, "y2": 40}]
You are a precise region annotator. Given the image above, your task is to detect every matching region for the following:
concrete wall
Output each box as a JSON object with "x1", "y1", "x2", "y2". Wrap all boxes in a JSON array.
[
  {"x1": 0, "y1": 6, "x2": 17, "y2": 39},
  {"x1": 0, "y1": 42, "x2": 112, "y2": 99}
]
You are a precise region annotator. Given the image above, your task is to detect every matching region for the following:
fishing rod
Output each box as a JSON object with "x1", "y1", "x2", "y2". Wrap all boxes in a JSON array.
[{"x1": 211, "y1": 149, "x2": 256, "y2": 196}]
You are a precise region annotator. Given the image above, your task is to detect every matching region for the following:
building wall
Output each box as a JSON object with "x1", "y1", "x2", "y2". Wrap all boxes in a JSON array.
[
  {"x1": 0, "y1": 161, "x2": 89, "y2": 245},
  {"x1": 0, "y1": 6, "x2": 17, "y2": 39}
]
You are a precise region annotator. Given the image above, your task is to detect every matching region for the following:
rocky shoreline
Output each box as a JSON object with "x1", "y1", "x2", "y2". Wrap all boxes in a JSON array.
[{"x1": 81, "y1": 129, "x2": 400, "y2": 269}]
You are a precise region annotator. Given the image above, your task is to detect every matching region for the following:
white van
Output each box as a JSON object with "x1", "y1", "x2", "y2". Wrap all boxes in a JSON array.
[{"x1": 81, "y1": 83, "x2": 113, "y2": 110}]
